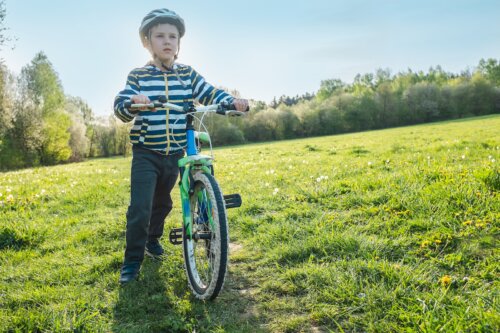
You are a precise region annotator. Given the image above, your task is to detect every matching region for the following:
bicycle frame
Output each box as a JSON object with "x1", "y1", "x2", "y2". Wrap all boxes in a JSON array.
[{"x1": 178, "y1": 110, "x2": 213, "y2": 240}]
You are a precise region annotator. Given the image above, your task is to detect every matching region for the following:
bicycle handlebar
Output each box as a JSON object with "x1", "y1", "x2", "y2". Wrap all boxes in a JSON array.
[{"x1": 123, "y1": 99, "x2": 248, "y2": 116}]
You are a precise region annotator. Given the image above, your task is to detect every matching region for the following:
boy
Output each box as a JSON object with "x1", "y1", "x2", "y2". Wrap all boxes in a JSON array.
[{"x1": 114, "y1": 8, "x2": 248, "y2": 284}]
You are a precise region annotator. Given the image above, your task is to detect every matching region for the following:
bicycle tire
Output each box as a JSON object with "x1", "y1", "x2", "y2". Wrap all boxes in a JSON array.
[{"x1": 183, "y1": 171, "x2": 228, "y2": 300}]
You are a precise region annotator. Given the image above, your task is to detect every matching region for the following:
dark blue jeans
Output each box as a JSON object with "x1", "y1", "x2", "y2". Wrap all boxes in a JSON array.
[{"x1": 124, "y1": 147, "x2": 182, "y2": 264}]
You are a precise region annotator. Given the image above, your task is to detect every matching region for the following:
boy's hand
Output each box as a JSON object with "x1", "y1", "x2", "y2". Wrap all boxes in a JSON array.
[
  {"x1": 233, "y1": 98, "x2": 249, "y2": 112},
  {"x1": 131, "y1": 94, "x2": 155, "y2": 111}
]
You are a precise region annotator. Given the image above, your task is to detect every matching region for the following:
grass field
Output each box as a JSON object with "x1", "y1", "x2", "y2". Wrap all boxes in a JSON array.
[{"x1": 0, "y1": 115, "x2": 499, "y2": 332}]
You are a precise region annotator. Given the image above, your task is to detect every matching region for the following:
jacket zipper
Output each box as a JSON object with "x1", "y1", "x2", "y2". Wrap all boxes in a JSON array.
[{"x1": 164, "y1": 73, "x2": 170, "y2": 153}]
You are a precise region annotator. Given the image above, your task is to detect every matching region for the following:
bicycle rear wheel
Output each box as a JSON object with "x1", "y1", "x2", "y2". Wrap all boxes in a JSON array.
[{"x1": 183, "y1": 171, "x2": 228, "y2": 300}]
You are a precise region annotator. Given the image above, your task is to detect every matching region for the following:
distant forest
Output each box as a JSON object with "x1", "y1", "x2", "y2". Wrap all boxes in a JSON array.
[
  {"x1": 1, "y1": 50, "x2": 499, "y2": 170},
  {"x1": 207, "y1": 59, "x2": 500, "y2": 144}
]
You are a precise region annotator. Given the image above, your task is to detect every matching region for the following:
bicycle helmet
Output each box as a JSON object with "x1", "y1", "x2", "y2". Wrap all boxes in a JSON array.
[{"x1": 139, "y1": 8, "x2": 185, "y2": 46}]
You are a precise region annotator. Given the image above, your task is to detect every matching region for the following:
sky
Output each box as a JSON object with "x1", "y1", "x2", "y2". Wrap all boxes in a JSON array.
[{"x1": 1, "y1": 0, "x2": 500, "y2": 116}]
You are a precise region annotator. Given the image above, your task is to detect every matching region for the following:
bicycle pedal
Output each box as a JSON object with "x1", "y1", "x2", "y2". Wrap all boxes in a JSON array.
[
  {"x1": 169, "y1": 227, "x2": 183, "y2": 245},
  {"x1": 223, "y1": 193, "x2": 242, "y2": 209}
]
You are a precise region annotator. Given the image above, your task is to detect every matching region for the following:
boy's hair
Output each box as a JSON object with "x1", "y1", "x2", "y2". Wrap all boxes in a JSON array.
[{"x1": 139, "y1": 8, "x2": 185, "y2": 47}]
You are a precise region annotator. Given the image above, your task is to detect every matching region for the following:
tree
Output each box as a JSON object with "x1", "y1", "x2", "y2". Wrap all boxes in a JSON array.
[
  {"x1": 0, "y1": 63, "x2": 13, "y2": 137},
  {"x1": 40, "y1": 112, "x2": 71, "y2": 164},
  {"x1": 478, "y1": 58, "x2": 500, "y2": 86},
  {"x1": 16, "y1": 52, "x2": 71, "y2": 165},
  {"x1": 317, "y1": 79, "x2": 344, "y2": 101},
  {"x1": 403, "y1": 83, "x2": 441, "y2": 124},
  {"x1": 66, "y1": 96, "x2": 93, "y2": 125},
  {"x1": 375, "y1": 68, "x2": 392, "y2": 87},
  {"x1": 21, "y1": 52, "x2": 65, "y2": 115},
  {"x1": 65, "y1": 96, "x2": 92, "y2": 161}
]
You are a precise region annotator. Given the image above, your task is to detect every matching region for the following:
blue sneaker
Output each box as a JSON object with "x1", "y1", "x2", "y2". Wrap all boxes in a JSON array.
[
  {"x1": 145, "y1": 239, "x2": 165, "y2": 260},
  {"x1": 119, "y1": 262, "x2": 141, "y2": 284}
]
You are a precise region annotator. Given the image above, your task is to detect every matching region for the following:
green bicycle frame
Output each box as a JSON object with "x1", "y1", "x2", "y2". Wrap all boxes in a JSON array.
[{"x1": 177, "y1": 109, "x2": 214, "y2": 240}]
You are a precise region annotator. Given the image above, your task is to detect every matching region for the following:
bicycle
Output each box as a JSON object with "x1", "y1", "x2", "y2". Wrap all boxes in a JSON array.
[{"x1": 124, "y1": 98, "x2": 247, "y2": 300}]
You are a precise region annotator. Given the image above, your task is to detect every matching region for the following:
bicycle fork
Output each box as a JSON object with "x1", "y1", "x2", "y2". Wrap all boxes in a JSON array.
[{"x1": 168, "y1": 163, "x2": 242, "y2": 246}]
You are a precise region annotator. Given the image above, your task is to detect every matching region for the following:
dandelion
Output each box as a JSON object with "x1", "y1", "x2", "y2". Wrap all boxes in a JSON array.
[
  {"x1": 420, "y1": 240, "x2": 431, "y2": 248},
  {"x1": 316, "y1": 175, "x2": 329, "y2": 183},
  {"x1": 439, "y1": 275, "x2": 452, "y2": 287}
]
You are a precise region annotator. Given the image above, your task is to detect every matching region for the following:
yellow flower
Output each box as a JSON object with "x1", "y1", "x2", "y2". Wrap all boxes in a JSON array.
[
  {"x1": 439, "y1": 275, "x2": 452, "y2": 287},
  {"x1": 420, "y1": 240, "x2": 431, "y2": 248}
]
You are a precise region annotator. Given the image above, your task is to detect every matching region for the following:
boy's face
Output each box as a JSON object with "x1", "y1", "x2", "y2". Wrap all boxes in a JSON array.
[{"x1": 147, "y1": 23, "x2": 180, "y2": 64}]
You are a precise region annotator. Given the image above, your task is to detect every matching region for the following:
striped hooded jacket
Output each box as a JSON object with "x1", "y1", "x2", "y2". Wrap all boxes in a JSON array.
[{"x1": 114, "y1": 63, "x2": 233, "y2": 155}]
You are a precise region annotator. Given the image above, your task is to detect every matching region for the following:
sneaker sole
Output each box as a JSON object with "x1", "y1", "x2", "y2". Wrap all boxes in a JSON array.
[{"x1": 145, "y1": 250, "x2": 165, "y2": 261}]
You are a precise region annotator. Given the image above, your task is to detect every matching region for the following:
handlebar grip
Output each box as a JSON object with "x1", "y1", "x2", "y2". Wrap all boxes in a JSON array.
[
  {"x1": 219, "y1": 102, "x2": 250, "y2": 112},
  {"x1": 123, "y1": 101, "x2": 164, "y2": 110}
]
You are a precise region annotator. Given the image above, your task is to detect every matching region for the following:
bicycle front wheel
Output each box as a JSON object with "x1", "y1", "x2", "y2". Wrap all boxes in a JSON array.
[{"x1": 183, "y1": 171, "x2": 228, "y2": 300}]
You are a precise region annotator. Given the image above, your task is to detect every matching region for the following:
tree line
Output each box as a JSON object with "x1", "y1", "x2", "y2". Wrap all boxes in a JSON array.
[
  {"x1": 205, "y1": 60, "x2": 500, "y2": 145},
  {"x1": 0, "y1": 52, "x2": 131, "y2": 170},
  {"x1": 1, "y1": 53, "x2": 499, "y2": 170}
]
